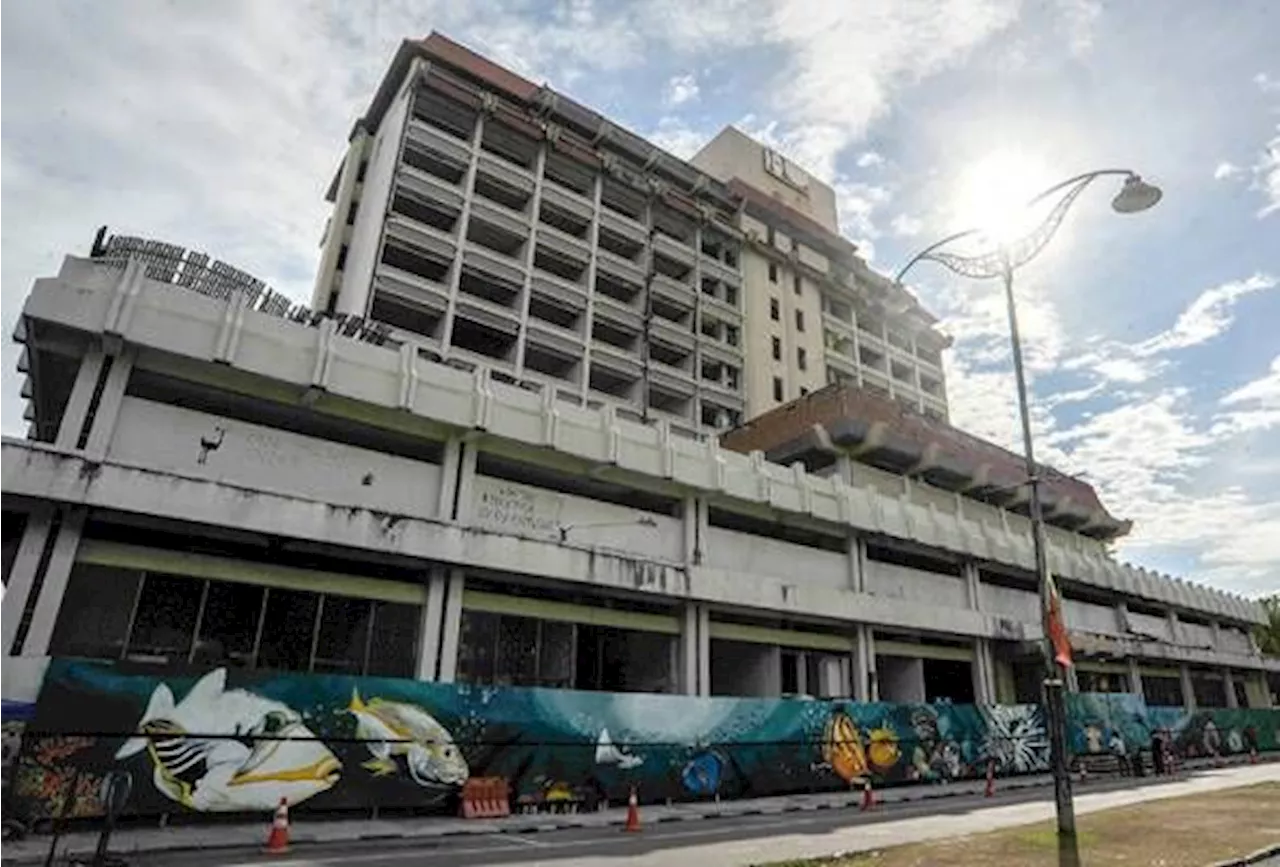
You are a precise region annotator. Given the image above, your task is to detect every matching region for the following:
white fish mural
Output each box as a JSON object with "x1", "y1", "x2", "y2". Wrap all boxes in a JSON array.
[
  {"x1": 115, "y1": 669, "x2": 340, "y2": 812},
  {"x1": 347, "y1": 689, "x2": 469, "y2": 787},
  {"x1": 594, "y1": 728, "x2": 643, "y2": 770}
]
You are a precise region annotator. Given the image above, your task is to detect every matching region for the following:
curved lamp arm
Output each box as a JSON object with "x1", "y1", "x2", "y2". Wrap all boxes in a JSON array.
[{"x1": 893, "y1": 169, "x2": 1143, "y2": 284}]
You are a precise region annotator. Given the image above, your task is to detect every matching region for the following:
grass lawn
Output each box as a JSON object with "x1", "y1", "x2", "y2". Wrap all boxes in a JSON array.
[{"x1": 769, "y1": 782, "x2": 1280, "y2": 867}]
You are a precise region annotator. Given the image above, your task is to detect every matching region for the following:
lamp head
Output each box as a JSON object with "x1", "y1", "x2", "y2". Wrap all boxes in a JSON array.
[{"x1": 1111, "y1": 174, "x2": 1162, "y2": 214}]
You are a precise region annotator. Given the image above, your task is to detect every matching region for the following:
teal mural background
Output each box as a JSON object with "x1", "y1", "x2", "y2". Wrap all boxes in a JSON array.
[{"x1": 9, "y1": 659, "x2": 1278, "y2": 821}]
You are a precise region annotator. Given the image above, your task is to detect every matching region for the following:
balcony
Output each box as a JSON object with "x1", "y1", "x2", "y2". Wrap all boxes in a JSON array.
[
  {"x1": 406, "y1": 117, "x2": 471, "y2": 166},
  {"x1": 598, "y1": 208, "x2": 647, "y2": 248},
  {"x1": 463, "y1": 244, "x2": 526, "y2": 288},
  {"x1": 385, "y1": 213, "x2": 458, "y2": 263},
  {"x1": 650, "y1": 271, "x2": 694, "y2": 306},
  {"x1": 373, "y1": 263, "x2": 449, "y2": 312},
  {"x1": 596, "y1": 248, "x2": 646, "y2": 288},
  {"x1": 526, "y1": 316, "x2": 586, "y2": 357},
  {"x1": 454, "y1": 294, "x2": 521, "y2": 336},
  {"x1": 540, "y1": 180, "x2": 594, "y2": 224},
  {"x1": 589, "y1": 341, "x2": 644, "y2": 377},
  {"x1": 593, "y1": 292, "x2": 644, "y2": 331},
  {"x1": 537, "y1": 224, "x2": 592, "y2": 269},
  {"x1": 396, "y1": 164, "x2": 465, "y2": 213},
  {"x1": 476, "y1": 150, "x2": 535, "y2": 196},
  {"x1": 653, "y1": 232, "x2": 695, "y2": 269},
  {"x1": 469, "y1": 197, "x2": 531, "y2": 246}
]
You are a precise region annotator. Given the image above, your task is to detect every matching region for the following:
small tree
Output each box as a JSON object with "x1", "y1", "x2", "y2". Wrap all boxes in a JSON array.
[{"x1": 1255, "y1": 595, "x2": 1280, "y2": 656}]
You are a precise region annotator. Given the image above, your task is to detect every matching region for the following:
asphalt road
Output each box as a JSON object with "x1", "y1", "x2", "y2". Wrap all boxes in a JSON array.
[{"x1": 120, "y1": 775, "x2": 1177, "y2": 867}]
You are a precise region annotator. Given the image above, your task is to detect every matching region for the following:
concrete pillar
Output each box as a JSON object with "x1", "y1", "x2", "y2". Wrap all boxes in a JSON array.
[
  {"x1": 682, "y1": 495, "x2": 700, "y2": 566},
  {"x1": 435, "y1": 568, "x2": 466, "y2": 683},
  {"x1": 1167, "y1": 610, "x2": 1181, "y2": 644},
  {"x1": 973, "y1": 638, "x2": 997, "y2": 704},
  {"x1": 17, "y1": 508, "x2": 87, "y2": 657},
  {"x1": 438, "y1": 111, "x2": 487, "y2": 357},
  {"x1": 1210, "y1": 621, "x2": 1222, "y2": 651},
  {"x1": 435, "y1": 437, "x2": 465, "y2": 519},
  {"x1": 963, "y1": 562, "x2": 981, "y2": 610},
  {"x1": 1115, "y1": 602, "x2": 1131, "y2": 634},
  {"x1": 81, "y1": 347, "x2": 134, "y2": 461},
  {"x1": 1223, "y1": 668, "x2": 1238, "y2": 708},
  {"x1": 853, "y1": 623, "x2": 877, "y2": 703},
  {"x1": 2, "y1": 506, "x2": 55, "y2": 655},
  {"x1": 680, "y1": 603, "x2": 710, "y2": 696},
  {"x1": 53, "y1": 348, "x2": 107, "y2": 450},
  {"x1": 1128, "y1": 657, "x2": 1145, "y2": 701},
  {"x1": 452, "y1": 439, "x2": 479, "y2": 521},
  {"x1": 512, "y1": 138, "x2": 550, "y2": 378},
  {"x1": 1180, "y1": 663, "x2": 1196, "y2": 711},
  {"x1": 846, "y1": 534, "x2": 866, "y2": 593},
  {"x1": 415, "y1": 566, "x2": 449, "y2": 681}
]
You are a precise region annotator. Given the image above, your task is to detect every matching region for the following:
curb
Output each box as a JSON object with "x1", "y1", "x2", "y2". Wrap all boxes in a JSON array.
[
  {"x1": 4, "y1": 757, "x2": 1269, "y2": 864},
  {"x1": 1206, "y1": 843, "x2": 1280, "y2": 867}
]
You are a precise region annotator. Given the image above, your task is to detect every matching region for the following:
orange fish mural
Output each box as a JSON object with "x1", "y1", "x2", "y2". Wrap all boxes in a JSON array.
[
  {"x1": 866, "y1": 724, "x2": 900, "y2": 772},
  {"x1": 821, "y1": 712, "x2": 869, "y2": 784}
]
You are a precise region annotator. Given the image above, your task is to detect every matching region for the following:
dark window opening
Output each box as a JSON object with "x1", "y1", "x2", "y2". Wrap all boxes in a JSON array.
[
  {"x1": 648, "y1": 341, "x2": 688, "y2": 368},
  {"x1": 356, "y1": 159, "x2": 369, "y2": 182},
  {"x1": 794, "y1": 275, "x2": 802, "y2": 295},
  {"x1": 528, "y1": 295, "x2": 582, "y2": 330},
  {"x1": 798, "y1": 347, "x2": 807, "y2": 370},
  {"x1": 867, "y1": 543, "x2": 963, "y2": 576},
  {"x1": 523, "y1": 345, "x2": 577, "y2": 379},
  {"x1": 701, "y1": 403, "x2": 740, "y2": 428},
  {"x1": 335, "y1": 245, "x2": 349, "y2": 271},
  {"x1": 646, "y1": 386, "x2": 688, "y2": 416},
  {"x1": 370, "y1": 293, "x2": 443, "y2": 339},
  {"x1": 451, "y1": 316, "x2": 518, "y2": 360},
  {"x1": 772, "y1": 377, "x2": 784, "y2": 401},
  {"x1": 652, "y1": 252, "x2": 692, "y2": 281},
  {"x1": 589, "y1": 366, "x2": 634, "y2": 398},
  {"x1": 708, "y1": 507, "x2": 846, "y2": 552},
  {"x1": 651, "y1": 297, "x2": 691, "y2": 326},
  {"x1": 126, "y1": 573, "x2": 202, "y2": 664},
  {"x1": 539, "y1": 202, "x2": 590, "y2": 239},
  {"x1": 459, "y1": 268, "x2": 521, "y2": 307},
  {"x1": 381, "y1": 242, "x2": 450, "y2": 283},
  {"x1": 49, "y1": 564, "x2": 141, "y2": 661},
  {"x1": 402, "y1": 145, "x2": 466, "y2": 185},
  {"x1": 923, "y1": 658, "x2": 975, "y2": 704},
  {"x1": 601, "y1": 179, "x2": 645, "y2": 220},
  {"x1": 770, "y1": 298, "x2": 780, "y2": 321},
  {"x1": 594, "y1": 272, "x2": 640, "y2": 305},
  {"x1": 466, "y1": 217, "x2": 526, "y2": 258},
  {"x1": 346, "y1": 201, "x2": 358, "y2": 226},
  {"x1": 473, "y1": 173, "x2": 532, "y2": 212},
  {"x1": 413, "y1": 88, "x2": 478, "y2": 139},
  {"x1": 771, "y1": 336, "x2": 781, "y2": 360},
  {"x1": 480, "y1": 121, "x2": 538, "y2": 168},
  {"x1": 592, "y1": 319, "x2": 638, "y2": 350},
  {"x1": 768, "y1": 263, "x2": 779, "y2": 283},
  {"x1": 598, "y1": 227, "x2": 643, "y2": 261},
  {"x1": 544, "y1": 154, "x2": 594, "y2": 195},
  {"x1": 193, "y1": 581, "x2": 264, "y2": 668},
  {"x1": 535, "y1": 246, "x2": 587, "y2": 282},
  {"x1": 392, "y1": 192, "x2": 460, "y2": 233},
  {"x1": 795, "y1": 310, "x2": 805, "y2": 332}
]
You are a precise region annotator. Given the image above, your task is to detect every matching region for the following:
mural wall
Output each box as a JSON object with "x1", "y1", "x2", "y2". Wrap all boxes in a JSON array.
[
  {"x1": 7, "y1": 659, "x2": 1278, "y2": 822},
  {"x1": 10, "y1": 660, "x2": 1044, "y2": 820}
]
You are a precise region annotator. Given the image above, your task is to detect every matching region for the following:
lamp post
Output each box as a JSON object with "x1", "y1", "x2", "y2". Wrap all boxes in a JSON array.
[{"x1": 893, "y1": 169, "x2": 1162, "y2": 864}]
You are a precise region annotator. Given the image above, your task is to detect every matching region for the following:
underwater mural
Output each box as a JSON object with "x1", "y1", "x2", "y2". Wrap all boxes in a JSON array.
[{"x1": 7, "y1": 659, "x2": 1278, "y2": 822}]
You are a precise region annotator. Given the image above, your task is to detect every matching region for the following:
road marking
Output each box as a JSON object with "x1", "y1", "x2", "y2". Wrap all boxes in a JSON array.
[{"x1": 501, "y1": 832, "x2": 549, "y2": 847}]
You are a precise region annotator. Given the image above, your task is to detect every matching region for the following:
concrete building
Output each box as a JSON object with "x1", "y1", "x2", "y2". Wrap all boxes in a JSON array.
[
  {"x1": 689, "y1": 128, "x2": 950, "y2": 420},
  {"x1": 311, "y1": 34, "x2": 947, "y2": 435},
  {"x1": 4, "y1": 246, "x2": 1276, "y2": 711}
]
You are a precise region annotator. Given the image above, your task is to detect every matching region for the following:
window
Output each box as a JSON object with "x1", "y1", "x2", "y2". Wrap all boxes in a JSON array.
[
  {"x1": 193, "y1": 582, "x2": 264, "y2": 668},
  {"x1": 798, "y1": 347, "x2": 807, "y2": 370},
  {"x1": 794, "y1": 275, "x2": 802, "y2": 295},
  {"x1": 800, "y1": 386, "x2": 809, "y2": 397},
  {"x1": 336, "y1": 244, "x2": 349, "y2": 271},
  {"x1": 457, "y1": 611, "x2": 579, "y2": 689},
  {"x1": 47, "y1": 562, "x2": 420, "y2": 675},
  {"x1": 766, "y1": 225, "x2": 776, "y2": 246},
  {"x1": 127, "y1": 574, "x2": 202, "y2": 664},
  {"x1": 49, "y1": 565, "x2": 140, "y2": 660},
  {"x1": 356, "y1": 160, "x2": 368, "y2": 182},
  {"x1": 770, "y1": 298, "x2": 780, "y2": 321},
  {"x1": 772, "y1": 336, "x2": 781, "y2": 360},
  {"x1": 768, "y1": 263, "x2": 778, "y2": 283},
  {"x1": 773, "y1": 377, "x2": 784, "y2": 402},
  {"x1": 795, "y1": 310, "x2": 805, "y2": 331},
  {"x1": 257, "y1": 588, "x2": 320, "y2": 672}
]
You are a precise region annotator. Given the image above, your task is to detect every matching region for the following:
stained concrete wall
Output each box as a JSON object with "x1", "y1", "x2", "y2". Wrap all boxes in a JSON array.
[{"x1": 704, "y1": 527, "x2": 846, "y2": 587}]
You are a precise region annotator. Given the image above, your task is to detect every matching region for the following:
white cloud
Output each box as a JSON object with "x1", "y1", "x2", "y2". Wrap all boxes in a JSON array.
[
  {"x1": 1213, "y1": 161, "x2": 1242, "y2": 180},
  {"x1": 646, "y1": 117, "x2": 710, "y2": 160},
  {"x1": 1256, "y1": 72, "x2": 1280, "y2": 93},
  {"x1": 890, "y1": 213, "x2": 924, "y2": 237},
  {"x1": 856, "y1": 151, "x2": 885, "y2": 168},
  {"x1": 1131, "y1": 272, "x2": 1277, "y2": 356},
  {"x1": 1222, "y1": 354, "x2": 1280, "y2": 409},
  {"x1": 664, "y1": 73, "x2": 700, "y2": 106},
  {"x1": 1252, "y1": 127, "x2": 1280, "y2": 218}
]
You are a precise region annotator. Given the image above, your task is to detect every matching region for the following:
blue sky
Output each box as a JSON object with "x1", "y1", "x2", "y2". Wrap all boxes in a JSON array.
[{"x1": 2, "y1": 1, "x2": 1277, "y2": 595}]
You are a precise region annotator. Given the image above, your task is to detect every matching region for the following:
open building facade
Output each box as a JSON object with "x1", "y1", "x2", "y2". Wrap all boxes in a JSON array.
[{"x1": 2, "y1": 32, "x2": 1277, "y2": 820}]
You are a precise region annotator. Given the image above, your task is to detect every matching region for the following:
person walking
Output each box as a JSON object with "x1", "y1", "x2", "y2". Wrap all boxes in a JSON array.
[
  {"x1": 1109, "y1": 729, "x2": 1129, "y2": 776},
  {"x1": 1151, "y1": 730, "x2": 1166, "y2": 776}
]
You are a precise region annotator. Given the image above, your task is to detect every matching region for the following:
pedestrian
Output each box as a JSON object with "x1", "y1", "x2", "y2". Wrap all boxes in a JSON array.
[
  {"x1": 1151, "y1": 731, "x2": 1166, "y2": 776},
  {"x1": 1109, "y1": 730, "x2": 1129, "y2": 776}
]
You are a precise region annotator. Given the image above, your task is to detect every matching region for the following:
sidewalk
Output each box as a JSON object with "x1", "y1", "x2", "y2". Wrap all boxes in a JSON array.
[{"x1": 1, "y1": 754, "x2": 1268, "y2": 865}]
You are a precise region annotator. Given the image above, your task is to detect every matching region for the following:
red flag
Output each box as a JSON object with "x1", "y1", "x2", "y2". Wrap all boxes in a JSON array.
[{"x1": 1044, "y1": 573, "x2": 1073, "y2": 669}]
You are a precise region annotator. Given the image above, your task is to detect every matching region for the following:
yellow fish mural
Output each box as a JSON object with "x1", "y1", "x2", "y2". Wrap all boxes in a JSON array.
[
  {"x1": 347, "y1": 689, "x2": 469, "y2": 788},
  {"x1": 821, "y1": 711, "x2": 869, "y2": 784},
  {"x1": 867, "y1": 723, "x2": 901, "y2": 772}
]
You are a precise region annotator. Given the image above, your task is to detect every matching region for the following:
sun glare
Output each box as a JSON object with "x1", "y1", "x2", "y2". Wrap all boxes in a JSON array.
[{"x1": 952, "y1": 150, "x2": 1055, "y2": 244}]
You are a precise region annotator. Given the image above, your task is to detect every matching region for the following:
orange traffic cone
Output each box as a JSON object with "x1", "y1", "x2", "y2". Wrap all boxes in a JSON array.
[
  {"x1": 264, "y1": 797, "x2": 290, "y2": 854},
  {"x1": 859, "y1": 779, "x2": 875, "y2": 811},
  {"x1": 623, "y1": 787, "x2": 641, "y2": 833},
  {"x1": 984, "y1": 759, "x2": 996, "y2": 798}
]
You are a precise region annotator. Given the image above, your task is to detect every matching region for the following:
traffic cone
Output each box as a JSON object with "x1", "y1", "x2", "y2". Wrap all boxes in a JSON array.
[
  {"x1": 859, "y1": 779, "x2": 876, "y2": 811},
  {"x1": 263, "y1": 797, "x2": 290, "y2": 854},
  {"x1": 623, "y1": 787, "x2": 641, "y2": 833},
  {"x1": 984, "y1": 760, "x2": 996, "y2": 798}
]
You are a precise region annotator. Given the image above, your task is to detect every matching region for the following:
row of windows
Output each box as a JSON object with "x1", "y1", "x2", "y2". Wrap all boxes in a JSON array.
[
  {"x1": 768, "y1": 297, "x2": 806, "y2": 332},
  {"x1": 49, "y1": 564, "x2": 420, "y2": 678}
]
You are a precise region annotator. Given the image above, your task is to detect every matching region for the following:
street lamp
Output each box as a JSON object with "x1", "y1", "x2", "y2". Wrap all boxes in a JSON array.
[{"x1": 893, "y1": 168, "x2": 1162, "y2": 865}]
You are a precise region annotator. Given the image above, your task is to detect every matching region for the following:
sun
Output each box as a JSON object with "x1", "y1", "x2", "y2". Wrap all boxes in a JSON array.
[{"x1": 951, "y1": 149, "x2": 1056, "y2": 244}]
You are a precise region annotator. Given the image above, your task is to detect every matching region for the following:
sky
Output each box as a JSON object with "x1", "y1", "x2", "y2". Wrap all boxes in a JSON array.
[{"x1": 2, "y1": 0, "x2": 1278, "y2": 596}]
